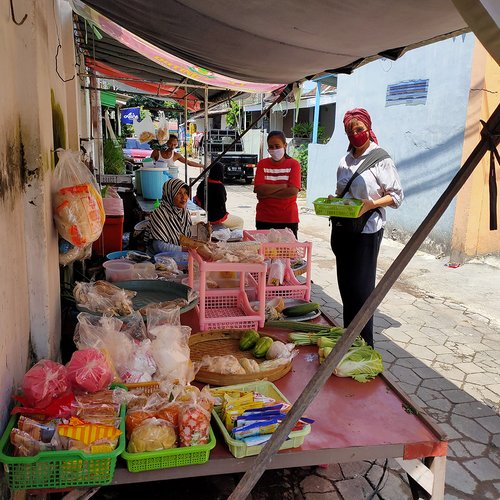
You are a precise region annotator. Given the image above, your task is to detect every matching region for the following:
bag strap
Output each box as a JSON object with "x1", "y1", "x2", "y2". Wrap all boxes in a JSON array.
[{"x1": 339, "y1": 148, "x2": 390, "y2": 198}]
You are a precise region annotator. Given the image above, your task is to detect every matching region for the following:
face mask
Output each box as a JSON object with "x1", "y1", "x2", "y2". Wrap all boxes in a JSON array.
[
  {"x1": 348, "y1": 130, "x2": 370, "y2": 149},
  {"x1": 268, "y1": 148, "x2": 285, "y2": 161}
]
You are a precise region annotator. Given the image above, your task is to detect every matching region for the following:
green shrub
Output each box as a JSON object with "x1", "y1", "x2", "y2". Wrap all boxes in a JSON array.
[
  {"x1": 293, "y1": 144, "x2": 309, "y2": 189},
  {"x1": 103, "y1": 138, "x2": 125, "y2": 175}
]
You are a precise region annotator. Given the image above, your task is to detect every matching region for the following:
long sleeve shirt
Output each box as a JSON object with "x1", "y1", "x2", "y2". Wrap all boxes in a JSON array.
[{"x1": 336, "y1": 142, "x2": 404, "y2": 234}]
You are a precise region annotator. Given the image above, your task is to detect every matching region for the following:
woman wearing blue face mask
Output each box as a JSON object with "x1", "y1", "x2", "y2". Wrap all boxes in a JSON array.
[{"x1": 253, "y1": 131, "x2": 301, "y2": 238}]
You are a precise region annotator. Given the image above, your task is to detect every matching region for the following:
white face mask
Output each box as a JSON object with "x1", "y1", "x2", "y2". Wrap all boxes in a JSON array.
[{"x1": 268, "y1": 148, "x2": 285, "y2": 161}]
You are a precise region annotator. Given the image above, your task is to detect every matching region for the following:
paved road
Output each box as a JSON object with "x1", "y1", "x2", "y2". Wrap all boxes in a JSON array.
[{"x1": 95, "y1": 178, "x2": 499, "y2": 500}]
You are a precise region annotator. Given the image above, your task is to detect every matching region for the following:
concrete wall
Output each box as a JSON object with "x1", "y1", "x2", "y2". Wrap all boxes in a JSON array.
[
  {"x1": 0, "y1": 0, "x2": 79, "y2": 427},
  {"x1": 307, "y1": 34, "x2": 476, "y2": 255},
  {"x1": 451, "y1": 42, "x2": 500, "y2": 262}
]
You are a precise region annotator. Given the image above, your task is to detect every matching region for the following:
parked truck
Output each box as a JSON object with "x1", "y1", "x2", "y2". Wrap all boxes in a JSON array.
[
  {"x1": 207, "y1": 129, "x2": 258, "y2": 184},
  {"x1": 211, "y1": 152, "x2": 258, "y2": 184}
]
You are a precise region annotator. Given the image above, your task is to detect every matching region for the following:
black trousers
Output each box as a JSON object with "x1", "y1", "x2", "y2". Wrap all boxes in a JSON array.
[
  {"x1": 330, "y1": 228, "x2": 384, "y2": 346},
  {"x1": 255, "y1": 221, "x2": 298, "y2": 239}
]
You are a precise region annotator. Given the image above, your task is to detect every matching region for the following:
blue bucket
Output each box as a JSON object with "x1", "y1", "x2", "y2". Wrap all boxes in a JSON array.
[
  {"x1": 140, "y1": 168, "x2": 172, "y2": 200},
  {"x1": 106, "y1": 250, "x2": 149, "y2": 260}
]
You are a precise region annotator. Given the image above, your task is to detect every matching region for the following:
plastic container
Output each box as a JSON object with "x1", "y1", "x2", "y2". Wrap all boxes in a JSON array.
[
  {"x1": 211, "y1": 381, "x2": 311, "y2": 458},
  {"x1": 0, "y1": 406, "x2": 126, "y2": 490},
  {"x1": 103, "y1": 260, "x2": 135, "y2": 282},
  {"x1": 121, "y1": 427, "x2": 216, "y2": 473},
  {"x1": 133, "y1": 261, "x2": 157, "y2": 279},
  {"x1": 154, "y1": 251, "x2": 189, "y2": 270},
  {"x1": 134, "y1": 168, "x2": 142, "y2": 195},
  {"x1": 312, "y1": 197, "x2": 363, "y2": 218},
  {"x1": 167, "y1": 166, "x2": 179, "y2": 179},
  {"x1": 92, "y1": 215, "x2": 125, "y2": 257},
  {"x1": 140, "y1": 168, "x2": 172, "y2": 200},
  {"x1": 106, "y1": 250, "x2": 149, "y2": 261}
]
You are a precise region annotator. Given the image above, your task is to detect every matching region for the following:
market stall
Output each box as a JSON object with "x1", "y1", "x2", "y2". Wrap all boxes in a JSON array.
[
  {"x1": 3, "y1": 2, "x2": 499, "y2": 499},
  {"x1": 110, "y1": 309, "x2": 448, "y2": 497},
  {"x1": 0, "y1": 228, "x2": 448, "y2": 499}
]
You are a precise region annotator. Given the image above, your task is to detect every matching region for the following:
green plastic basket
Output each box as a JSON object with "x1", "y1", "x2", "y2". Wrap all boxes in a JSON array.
[
  {"x1": 121, "y1": 427, "x2": 216, "y2": 472},
  {"x1": 211, "y1": 381, "x2": 311, "y2": 459},
  {"x1": 0, "y1": 405, "x2": 126, "y2": 491},
  {"x1": 313, "y1": 197, "x2": 363, "y2": 218}
]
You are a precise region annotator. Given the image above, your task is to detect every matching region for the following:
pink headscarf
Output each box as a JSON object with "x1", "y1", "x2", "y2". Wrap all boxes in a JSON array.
[{"x1": 343, "y1": 108, "x2": 378, "y2": 146}]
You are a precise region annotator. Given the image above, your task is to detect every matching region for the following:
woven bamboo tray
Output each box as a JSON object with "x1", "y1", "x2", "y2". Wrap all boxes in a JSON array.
[{"x1": 188, "y1": 330, "x2": 292, "y2": 386}]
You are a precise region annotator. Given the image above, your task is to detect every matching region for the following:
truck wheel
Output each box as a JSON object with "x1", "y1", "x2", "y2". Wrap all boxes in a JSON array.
[{"x1": 245, "y1": 177, "x2": 253, "y2": 184}]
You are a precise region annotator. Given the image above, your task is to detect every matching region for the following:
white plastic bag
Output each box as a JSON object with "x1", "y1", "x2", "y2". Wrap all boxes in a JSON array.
[
  {"x1": 52, "y1": 149, "x2": 105, "y2": 247},
  {"x1": 157, "y1": 111, "x2": 169, "y2": 145},
  {"x1": 133, "y1": 111, "x2": 155, "y2": 143},
  {"x1": 147, "y1": 308, "x2": 193, "y2": 384},
  {"x1": 267, "y1": 258, "x2": 286, "y2": 286}
]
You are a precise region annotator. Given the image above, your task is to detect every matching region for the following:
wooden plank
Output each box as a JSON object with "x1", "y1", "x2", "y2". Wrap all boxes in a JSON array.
[
  {"x1": 395, "y1": 458, "x2": 434, "y2": 496},
  {"x1": 229, "y1": 104, "x2": 500, "y2": 500},
  {"x1": 111, "y1": 443, "x2": 405, "y2": 484},
  {"x1": 62, "y1": 487, "x2": 100, "y2": 500},
  {"x1": 381, "y1": 372, "x2": 448, "y2": 442},
  {"x1": 429, "y1": 455, "x2": 447, "y2": 500}
]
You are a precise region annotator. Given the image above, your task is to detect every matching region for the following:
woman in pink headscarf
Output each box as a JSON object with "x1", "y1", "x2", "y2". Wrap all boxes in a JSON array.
[{"x1": 329, "y1": 108, "x2": 404, "y2": 346}]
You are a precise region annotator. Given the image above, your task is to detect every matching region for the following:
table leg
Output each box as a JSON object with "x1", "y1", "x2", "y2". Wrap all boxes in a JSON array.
[{"x1": 429, "y1": 455, "x2": 446, "y2": 500}]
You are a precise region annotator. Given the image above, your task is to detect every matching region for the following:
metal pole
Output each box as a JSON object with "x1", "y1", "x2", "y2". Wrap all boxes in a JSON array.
[
  {"x1": 78, "y1": 74, "x2": 230, "y2": 91},
  {"x1": 229, "y1": 104, "x2": 500, "y2": 499},
  {"x1": 312, "y1": 82, "x2": 321, "y2": 144},
  {"x1": 184, "y1": 93, "x2": 188, "y2": 184},
  {"x1": 203, "y1": 86, "x2": 209, "y2": 213},
  {"x1": 189, "y1": 89, "x2": 288, "y2": 187}
]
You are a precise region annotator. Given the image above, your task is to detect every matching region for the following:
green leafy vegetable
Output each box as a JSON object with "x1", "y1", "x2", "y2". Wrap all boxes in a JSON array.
[{"x1": 334, "y1": 345, "x2": 384, "y2": 383}]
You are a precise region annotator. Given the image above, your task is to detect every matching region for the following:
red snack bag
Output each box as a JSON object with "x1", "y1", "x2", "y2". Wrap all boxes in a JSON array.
[
  {"x1": 66, "y1": 348, "x2": 113, "y2": 393},
  {"x1": 21, "y1": 360, "x2": 70, "y2": 409}
]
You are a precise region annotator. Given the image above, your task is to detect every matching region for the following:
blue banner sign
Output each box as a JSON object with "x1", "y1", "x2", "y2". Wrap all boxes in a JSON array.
[{"x1": 120, "y1": 107, "x2": 140, "y2": 124}]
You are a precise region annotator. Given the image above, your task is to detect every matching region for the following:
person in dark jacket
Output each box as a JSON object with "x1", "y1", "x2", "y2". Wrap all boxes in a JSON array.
[{"x1": 195, "y1": 162, "x2": 244, "y2": 229}]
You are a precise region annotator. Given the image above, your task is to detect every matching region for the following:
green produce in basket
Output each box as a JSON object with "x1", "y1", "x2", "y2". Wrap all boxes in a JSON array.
[
  {"x1": 252, "y1": 336, "x2": 274, "y2": 358},
  {"x1": 282, "y1": 302, "x2": 320, "y2": 317},
  {"x1": 239, "y1": 330, "x2": 260, "y2": 350}
]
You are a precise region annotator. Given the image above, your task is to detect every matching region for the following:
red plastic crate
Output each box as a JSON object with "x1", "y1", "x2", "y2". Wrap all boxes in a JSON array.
[{"x1": 92, "y1": 215, "x2": 124, "y2": 256}]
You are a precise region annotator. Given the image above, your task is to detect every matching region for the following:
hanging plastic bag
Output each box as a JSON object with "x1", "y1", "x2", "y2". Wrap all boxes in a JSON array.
[
  {"x1": 157, "y1": 111, "x2": 169, "y2": 145},
  {"x1": 133, "y1": 111, "x2": 155, "y2": 143},
  {"x1": 52, "y1": 149, "x2": 105, "y2": 247}
]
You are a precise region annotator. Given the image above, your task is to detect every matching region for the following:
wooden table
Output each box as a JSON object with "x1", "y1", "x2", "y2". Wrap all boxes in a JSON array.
[{"x1": 111, "y1": 310, "x2": 448, "y2": 499}]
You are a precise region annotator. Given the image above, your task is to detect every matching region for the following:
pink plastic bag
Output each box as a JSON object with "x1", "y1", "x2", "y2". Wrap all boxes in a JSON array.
[
  {"x1": 21, "y1": 360, "x2": 70, "y2": 409},
  {"x1": 66, "y1": 348, "x2": 113, "y2": 393}
]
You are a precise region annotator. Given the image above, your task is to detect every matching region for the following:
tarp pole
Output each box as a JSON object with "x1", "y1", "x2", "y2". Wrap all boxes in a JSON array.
[
  {"x1": 312, "y1": 82, "x2": 321, "y2": 144},
  {"x1": 189, "y1": 89, "x2": 288, "y2": 187},
  {"x1": 184, "y1": 94, "x2": 188, "y2": 184},
  {"x1": 203, "y1": 86, "x2": 209, "y2": 212},
  {"x1": 229, "y1": 103, "x2": 500, "y2": 500}
]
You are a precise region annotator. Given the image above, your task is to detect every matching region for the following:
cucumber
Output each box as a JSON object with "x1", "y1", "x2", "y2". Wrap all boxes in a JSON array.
[{"x1": 282, "y1": 302, "x2": 320, "y2": 317}]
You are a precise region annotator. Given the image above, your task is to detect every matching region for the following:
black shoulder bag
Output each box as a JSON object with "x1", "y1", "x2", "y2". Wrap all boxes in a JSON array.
[{"x1": 330, "y1": 148, "x2": 390, "y2": 233}]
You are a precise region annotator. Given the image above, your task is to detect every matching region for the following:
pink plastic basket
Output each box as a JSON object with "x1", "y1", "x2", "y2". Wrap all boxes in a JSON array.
[
  {"x1": 201, "y1": 290, "x2": 262, "y2": 330},
  {"x1": 187, "y1": 250, "x2": 267, "y2": 331},
  {"x1": 249, "y1": 266, "x2": 310, "y2": 301},
  {"x1": 243, "y1": 230, "x2": 310, "y2": 260},
  {"x1": 243, "y1": 235, "x2": 313, "y2": 301}
]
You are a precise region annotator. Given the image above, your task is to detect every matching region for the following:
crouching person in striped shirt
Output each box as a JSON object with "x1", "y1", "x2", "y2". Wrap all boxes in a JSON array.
[{"x1": 253, "y1": 131, "x2": 302, "y2": 239}]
